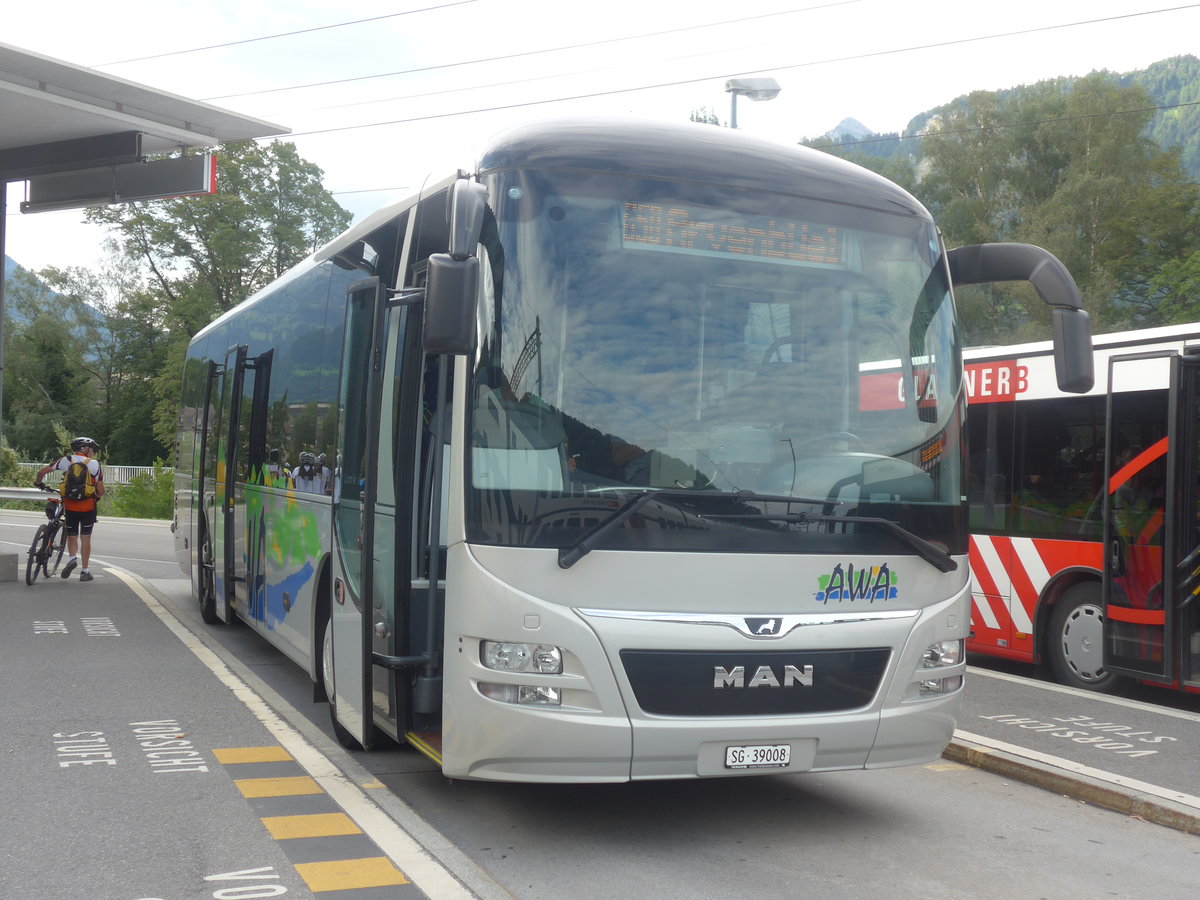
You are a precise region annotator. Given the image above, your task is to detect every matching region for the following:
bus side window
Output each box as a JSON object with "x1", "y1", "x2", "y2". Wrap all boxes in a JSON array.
[{"x1": 968, "y1": 404, "x2": 1012, "y2": 532}]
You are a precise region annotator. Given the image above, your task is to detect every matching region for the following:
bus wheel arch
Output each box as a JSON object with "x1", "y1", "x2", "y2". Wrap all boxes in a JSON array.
[
  {"x1": 1045, "y1": 581, "x2": 1124, "y2": 693},
  {"x1": 313, "y1": 560, "x2": 363, "y2": 750}
]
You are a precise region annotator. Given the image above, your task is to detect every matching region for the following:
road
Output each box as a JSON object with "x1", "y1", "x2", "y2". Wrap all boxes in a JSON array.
[{"x1": 2, "y1": 510, "x2": 1198, "y2": 899}]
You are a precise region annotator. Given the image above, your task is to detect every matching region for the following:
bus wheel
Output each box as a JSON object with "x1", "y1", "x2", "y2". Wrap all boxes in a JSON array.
[
  {"x1": 320, "y1": 615, "x2": 363, "y2": 750},
  {"x1": 1047, "y1": 583, "x2": 1123, "y2": 693}
]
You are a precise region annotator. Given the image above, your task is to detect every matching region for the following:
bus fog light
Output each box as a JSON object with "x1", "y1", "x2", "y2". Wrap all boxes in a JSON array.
[
  {"x1": 518, "y1": 685, "x2": 561, "y2": 705},
  {"x1": 478, "y1": 682, "x2": 562, "y2": 706},
  {"x1": 922, "y1": 639, "x2": 963, "y2": 668},
  {"x1": 919, "y1": 675, "x2": 963, "y2": 695},
  {"x1": 481, "y1": 640, "x2": 563, "y2": 674}
]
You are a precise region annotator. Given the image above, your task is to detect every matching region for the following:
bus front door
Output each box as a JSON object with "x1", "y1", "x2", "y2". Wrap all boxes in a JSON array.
[
  {"x1": 330, "y1": 278, "x2": 388, "y2": 749},
  {"x1": 1102, "y1": 352, "x2": 1174, "y2": 682}
]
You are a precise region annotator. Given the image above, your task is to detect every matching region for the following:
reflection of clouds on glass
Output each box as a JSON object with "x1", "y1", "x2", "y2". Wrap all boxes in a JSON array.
[{"x1": 476, "y1": 169, "x2": 958, "y2": 502}]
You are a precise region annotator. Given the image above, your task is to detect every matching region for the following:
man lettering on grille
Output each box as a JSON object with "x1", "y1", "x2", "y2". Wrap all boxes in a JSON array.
[{"x1": 34, "y1": 437, "x2": 105, "y2": 582}]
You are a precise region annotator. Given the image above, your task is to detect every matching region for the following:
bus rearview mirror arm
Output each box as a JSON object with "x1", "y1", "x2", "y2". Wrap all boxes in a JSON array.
[
  {"x1": 947, "y1": 243, "x2": 1094, "y2": 394},
  {"x1": 448, "y1": 179, "x2": 488, "y2": 261}
]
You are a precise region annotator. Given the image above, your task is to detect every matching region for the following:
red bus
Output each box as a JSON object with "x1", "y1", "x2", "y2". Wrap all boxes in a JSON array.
[{"x1": 961, "y1": 323, "x2": 1200, "y2": 694}]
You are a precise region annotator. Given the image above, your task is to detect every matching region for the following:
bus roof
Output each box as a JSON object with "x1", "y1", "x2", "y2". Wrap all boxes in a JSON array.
[
  {"x1": 965, "y1": 321, "x2": 1200, "y2": 364},
  {"x1": 478, "y1": 117, "x2": 929, "y2": 217}
]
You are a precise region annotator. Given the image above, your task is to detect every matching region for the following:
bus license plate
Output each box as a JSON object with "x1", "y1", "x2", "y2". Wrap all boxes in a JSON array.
[{"x1": 725, "y1": 744, "x2": 791, "y2": 769}]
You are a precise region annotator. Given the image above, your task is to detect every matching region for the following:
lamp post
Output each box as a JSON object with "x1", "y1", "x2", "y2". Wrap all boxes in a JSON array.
[{"x1": 725, "y1": 77, "x2": 781, "y2": 129}]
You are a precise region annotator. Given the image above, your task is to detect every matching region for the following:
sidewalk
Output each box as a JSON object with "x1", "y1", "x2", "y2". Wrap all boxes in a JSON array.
[{"x1": 950, "y1": 665, "x2": 1200, "y2": 835}]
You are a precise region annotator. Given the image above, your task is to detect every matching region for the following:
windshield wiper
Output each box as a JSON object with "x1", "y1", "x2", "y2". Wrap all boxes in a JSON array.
[
  {"x1": 556, "y1": 490, "x2": 957, "y2": 573},
  {"x1": 558, "y1": 489, "x2": 834, "y2": 569},
  {"x1": 698, "y1": 507, "x2": 958, "y2": 573},
  {"x1": 558, "y1": 489, "x2": 711, "y2": 569}
]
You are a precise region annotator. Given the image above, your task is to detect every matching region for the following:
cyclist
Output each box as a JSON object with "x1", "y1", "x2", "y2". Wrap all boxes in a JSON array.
[{"x1": 34, "y1": 437, "x2": 105, "y2": 582}]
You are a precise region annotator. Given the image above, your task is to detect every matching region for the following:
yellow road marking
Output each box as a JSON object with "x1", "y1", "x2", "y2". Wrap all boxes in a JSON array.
[
  {"x1": 234, "y1": 776, "x2": 323, "y2": 798},
  {"x1": 926, "y1": 762, "x2": 968, "y2": 771},
  {"x1": 260, "y1": 813, "x2": 363, "y2": 840},
  {"x1": 294, "y1": 856, "x2": 409, "y2": 891},
  {"x1": 213, "y1": 746, "x2": 294, "y2": 764}
]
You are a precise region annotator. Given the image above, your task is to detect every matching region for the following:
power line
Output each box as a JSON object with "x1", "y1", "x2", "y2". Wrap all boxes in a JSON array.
[
  {"x1": 92, "y1": 1, "x2": 479, "y2": 67},
  {"x1": 201, "y1": 1, "x2": 861, "y2": 101},
  {"x1": 248, "y1": 2, "x2": 1200, "y2": 138}
]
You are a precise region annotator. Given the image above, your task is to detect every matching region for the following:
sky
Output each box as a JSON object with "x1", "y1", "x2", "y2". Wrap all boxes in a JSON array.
[{"x1": 3, "y1": 0, "x2": 1200, "y2": 274}]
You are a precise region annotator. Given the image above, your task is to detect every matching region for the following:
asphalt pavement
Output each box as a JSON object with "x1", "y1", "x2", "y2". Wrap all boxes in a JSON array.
[
  {"x1": 953, "y1": 662, "x2": 1200, "y2": 835},
  {"x1": 5, "y1": 550, "x2": 1199, "y2": 856}
]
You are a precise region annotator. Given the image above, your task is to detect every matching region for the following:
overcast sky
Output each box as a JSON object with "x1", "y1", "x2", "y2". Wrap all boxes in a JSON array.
[{"x1": 4, "y1": 0, "x2": 1200, "y2": 273}]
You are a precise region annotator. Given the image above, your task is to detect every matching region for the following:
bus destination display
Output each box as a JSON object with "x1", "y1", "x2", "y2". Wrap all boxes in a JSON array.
[{"x1": 622, "y1": 202, "x2": 843, "y2": 268}]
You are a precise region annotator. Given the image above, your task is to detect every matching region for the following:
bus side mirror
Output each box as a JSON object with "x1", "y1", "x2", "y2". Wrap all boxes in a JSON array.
[
  {"x1": 423, "y1": 178, "x2": 488, "y2": 355},
  {"x1": 947, "y1": 242, "x2": 1094, "y2": 394},
  {"x1": 424, "y1": 253, "x2": 478, "y2": 356}
]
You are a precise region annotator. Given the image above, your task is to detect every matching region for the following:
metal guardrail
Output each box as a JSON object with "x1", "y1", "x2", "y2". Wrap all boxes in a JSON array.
[{"x1": 0, "y1": 487, "x2": 47, "y2": 502}]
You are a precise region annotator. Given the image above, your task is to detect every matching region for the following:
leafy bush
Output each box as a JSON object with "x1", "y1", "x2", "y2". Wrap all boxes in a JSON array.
[
  {"x1": 105, "y1": 459, "x2": 173, "y2": 520},
  {"x1": 0, "y1": 439, "x2": 19, "y2": 486}
]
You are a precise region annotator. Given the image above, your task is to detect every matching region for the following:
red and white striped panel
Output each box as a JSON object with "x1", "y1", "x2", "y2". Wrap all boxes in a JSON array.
[{"x1": 968, "y1": 535, "x2": 1103, "y2": 654}]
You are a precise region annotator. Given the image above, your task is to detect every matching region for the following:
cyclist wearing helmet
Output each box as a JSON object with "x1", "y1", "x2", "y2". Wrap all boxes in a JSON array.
[
  {"x1": 34, "y1": 437, "x2": 105, "y2": 582},
  {"x1": 292, "y1": 451, "x2": 324, "y2": 494}
]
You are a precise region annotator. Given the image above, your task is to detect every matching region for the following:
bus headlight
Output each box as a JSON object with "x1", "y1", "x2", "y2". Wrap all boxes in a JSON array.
[
  {"x1": 916, "y1": 639, "x2": 964, "y2": 696},
  {"x1": 480, "y1": 640, "x2": 563, "y2": 674}
]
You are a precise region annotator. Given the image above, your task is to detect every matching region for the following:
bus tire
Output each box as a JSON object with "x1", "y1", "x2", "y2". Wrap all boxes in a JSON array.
[
  {"x1": 320, "y1": 614, "x2": 363, "y2": 750},
  {"x1": 1047, "y1": 583, "x2": 1124, "y2": 693}
]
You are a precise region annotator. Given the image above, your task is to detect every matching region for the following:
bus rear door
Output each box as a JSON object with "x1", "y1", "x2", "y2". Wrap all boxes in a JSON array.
[
  {"x1": 1102, "y1": 352, "x2": 1175, "y2": 682},
  {"x1": 1165, "y1": 351, "x2": 1200, "y2": 689}
]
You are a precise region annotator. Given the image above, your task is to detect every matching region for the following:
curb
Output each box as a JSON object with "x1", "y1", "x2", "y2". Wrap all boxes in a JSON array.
[
  {"x1": 114, "y1": 565, "x2": 515, "y2": 900},
  {"x1": 945, "y1": 736, "x2": 1200, "y2": 836}
]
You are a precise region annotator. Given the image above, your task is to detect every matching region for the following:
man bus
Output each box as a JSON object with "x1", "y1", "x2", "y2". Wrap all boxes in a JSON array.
[{"x1": 175, "y1": 118, "x2": 1092, "y2": 781}]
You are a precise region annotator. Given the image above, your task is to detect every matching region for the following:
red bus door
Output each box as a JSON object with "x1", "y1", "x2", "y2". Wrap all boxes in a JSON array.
[
  {"x1": 1171, "y1": 354, "x2": 1200, "y2": 689},
  {"x1": 1102, "y1": 352, "x2": 1175, "y2": 682}
]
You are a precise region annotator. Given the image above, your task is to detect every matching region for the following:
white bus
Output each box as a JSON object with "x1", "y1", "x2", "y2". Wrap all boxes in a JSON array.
[
  {"x1": 964, "y1": 323, "x2": 1200, "y2": 695},
  {"x1": 174, "y1": 118, "x2": 1092, "y2": 782}
]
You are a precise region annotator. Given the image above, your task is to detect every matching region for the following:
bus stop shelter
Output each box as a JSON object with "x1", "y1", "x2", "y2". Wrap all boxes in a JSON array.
[{"x1": 0, "y1": 41, "x2": 287, "y2": 579}]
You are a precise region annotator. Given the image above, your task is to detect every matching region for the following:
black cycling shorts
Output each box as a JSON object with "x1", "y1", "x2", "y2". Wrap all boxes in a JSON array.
[{"x1": 63, "y1": 507, "x2": 98, "y2": 537}]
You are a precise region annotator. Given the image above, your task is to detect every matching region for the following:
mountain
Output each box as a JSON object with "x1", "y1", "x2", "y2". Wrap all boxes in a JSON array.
[
  {"x1": 825, "y1": 117, "x2": 874, "y2": 141},
  {"x1": 816, "y1": 55, "x2": 1200, "y2": 180}
]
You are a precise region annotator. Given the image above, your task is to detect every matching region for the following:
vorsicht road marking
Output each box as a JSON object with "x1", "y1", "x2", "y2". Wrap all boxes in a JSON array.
[
  {"x1": 107, "y1": 565, "x2": 475, "y2": 900},
  {"x1": 967, "y1": 664, "x2": 1200, "y2": 724}
]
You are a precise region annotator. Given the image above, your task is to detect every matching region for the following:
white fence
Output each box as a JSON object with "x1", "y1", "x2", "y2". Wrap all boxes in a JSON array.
[{"x1": 16, "y1": 462, "x2": 168, "y2": 485}]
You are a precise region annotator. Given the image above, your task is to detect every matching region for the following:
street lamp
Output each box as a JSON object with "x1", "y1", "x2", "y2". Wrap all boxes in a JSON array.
[{"x1": 725, "y1": 77, "x2": 781, "y2": 129}]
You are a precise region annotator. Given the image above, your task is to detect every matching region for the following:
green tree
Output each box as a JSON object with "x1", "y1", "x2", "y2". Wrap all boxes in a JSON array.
[
  {"x1": 32, "y1": 254, "x2": 173, "y2": 464},
  {"x1": 1, "y1": 267, "x2": 94, "y2": 458},
  {"x1": 916, "y1": 75, "x2": 1200, "y2": 342}
]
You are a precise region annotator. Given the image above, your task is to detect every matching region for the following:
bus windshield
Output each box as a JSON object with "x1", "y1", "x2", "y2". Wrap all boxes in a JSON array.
[{"x1": 465, "y1": 167, "x2": 964, "y2": 555}]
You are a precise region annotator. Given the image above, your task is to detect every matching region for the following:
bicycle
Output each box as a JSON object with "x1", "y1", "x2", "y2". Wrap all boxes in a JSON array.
[{"x1": 26, "y1": 484, "x2": 67, "y2": 585}]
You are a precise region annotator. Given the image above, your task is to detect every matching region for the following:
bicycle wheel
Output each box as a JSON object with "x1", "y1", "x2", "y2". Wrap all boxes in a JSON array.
[
  {"x1": 26, "y1": 525, "x2": 50, "y2": 585},
  {"x1": 44, "y1": 524, "x2": 67, "y2": 577}
]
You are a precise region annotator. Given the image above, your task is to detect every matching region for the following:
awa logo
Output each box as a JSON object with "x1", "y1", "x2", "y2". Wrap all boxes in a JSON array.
[{"x1": 814, "y1": 563, "x2": 897, "y2": 603}]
